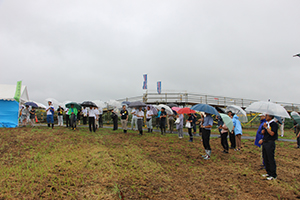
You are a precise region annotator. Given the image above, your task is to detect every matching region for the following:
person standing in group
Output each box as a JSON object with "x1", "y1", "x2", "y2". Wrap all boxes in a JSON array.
[
  {"x1": 280, "y1": 118, "x2": 285, "y2": 137},
  {"x1": 155, "y1": 108, "x2": 161, "y2": 129},
  {"x1": 65, "y1": 107, "x2": 70, "y2": 128},
  {"x1": 82, "y1": 107, "x2": 88, "y2": 125},
  {"x1": 232, "y1": 114, "x2": 243, "y2": 151},
  {"x1": 88, "y1": 106, "x2": 96, "y2": 132},
  {"x1": 259, "y1": 114, "x2": 278, "y2": 180},
  {"x1": 186, "y1": 113, "x2": 194, "y2": 142},
  {"x1": 98, "y1": 107, "x2": 103, "y2": 128},
  {"x1": 176, "y1": 113, "x2": 184, "y2": 138},
  {"x1": 131, "y1": 108, "x2": 137, "y2": 131},
  {"x1": 254, "y1": 114, "x2": 267, "y2": 168},
  {"x1": 168, "y1": 113, "x2": 175, "y2": 133},
  {"x1": 77, "y1": 108, "x2": 81, "y2": 126},
  {"x1": 68, "y1": 104, "x2": 78, "y2": 130},
  {"x1": 216, "y1": 114, "x2": 224, "y2": 138},
  {"x1": 219, "y1": 122, "x2": 229, "y2": 153},
  {"x1": 136, "y1": 107, "x2": 144, "y2": 135},
  {"x1": 57, "y1": 105, "x2": 64, "y2": 126},
  {"x1": 120, "y1": 105, "x2": 129, "y2": 133},
  {"x1": 200, "y1": 113, "x2": 214, "y2": 160},
  {"x1": 29, "y1": 107, "x2": 36, "y2": 127},
  {"x1": 146, "y1": 106, "x2": 153, "y2": 133},
  {"x1": 21, "y1": 105, "x2": 30, "y2": 127},
  {"x1": 295, "y1": 124, "x2": 300, "y2": 149},
  {"x1": 111, "y1": 110, "x2": 118, "y2": 131},
  {"x1": 227, "y1": 111, "x2": 236, "y2": 149},
  {"x1": 160, "y1": 107, "x2": 167, "y2": 135},
  {"x1": 192, "y1": 113, "x2": 198, "y2": 135},
  {"x1": 46, "y1": 101, "x2": 55, "y2": 129},
  {"x1": 94, "y1": 107, "x2": 99, "y2": 130}
]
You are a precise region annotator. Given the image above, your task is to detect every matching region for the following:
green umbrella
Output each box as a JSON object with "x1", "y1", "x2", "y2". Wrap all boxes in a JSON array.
[
  {"x1": 220, "y1": 113, "x2": 234, "y2": 132},
  {"x1": 65, "y1": 102, "x2": 81, "y2": 110},
  {"x1": 291, "y1": 111, "x2": 300, "y2": 126}
]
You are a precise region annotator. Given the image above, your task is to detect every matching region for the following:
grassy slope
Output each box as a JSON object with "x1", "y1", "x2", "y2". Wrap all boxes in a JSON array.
[{"x1": 0, "y1": 126, "x2": 299, "y2": 199}]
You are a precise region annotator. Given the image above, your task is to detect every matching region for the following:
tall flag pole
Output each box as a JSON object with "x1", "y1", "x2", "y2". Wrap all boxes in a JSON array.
[
  {"x1": 142, "y1": 74, "x2": 147, "y2": 89},
  {"x1": 157, "y1": 81, "x2": 161, "y2": 94}
]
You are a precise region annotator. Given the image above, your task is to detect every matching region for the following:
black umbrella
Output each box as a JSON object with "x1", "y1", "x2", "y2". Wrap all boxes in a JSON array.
[
  {"x1": 81, "y1": 101, "x2": 97, "y2": 107},
  {"x1": 128, "y1": 101, "x2": 146, "y2": 108},
  {"x1": 167, "y1": 103, "x2": 178, "y2": 108},
  {"x1": 24, "y1": 102, "x2": 38, "y2": 108},
  {"x1": 215, "y1": 106, "x2": 226, "y2": 113}
]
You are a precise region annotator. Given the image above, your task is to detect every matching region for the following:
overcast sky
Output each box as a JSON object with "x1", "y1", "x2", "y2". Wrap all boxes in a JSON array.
[{"x1": 1, "y1": 0, "x2": 300, "y2": 105}]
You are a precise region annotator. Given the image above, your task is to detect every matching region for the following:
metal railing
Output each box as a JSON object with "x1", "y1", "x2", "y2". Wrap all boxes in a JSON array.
[{"x1": 117, "y1": 92, "x2": 300, "y2": 111}]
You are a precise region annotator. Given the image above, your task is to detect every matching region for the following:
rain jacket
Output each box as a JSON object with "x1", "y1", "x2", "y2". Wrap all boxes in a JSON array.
[
  {"x1": 254, "y1": 118, "x2": 267, "y2": 147},
  {"x1": 232, "y1": 115, "x2": 242, "y2": 135},
  {"x1": 68, "y1": 107, "x2": 78, "y2": 116},
  {"x1": 176, "y1": 114, "x2": 184, "y2": 129}
]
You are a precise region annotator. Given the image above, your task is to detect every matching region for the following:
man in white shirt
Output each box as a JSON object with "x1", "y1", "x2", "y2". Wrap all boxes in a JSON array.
[
  {"x1": 146, "y1": 106, "x2": 153, "y2": 133},
  {"x1": 98, "y1": 107, "x2": 103, "y2": 128},
  {"x1": 131, "y1": 108, "x2": 138, "y2": 131},
  {"x1": 88, "y1": 106, "x2": 96, "y2": 132},
  {"x1": 45, "y1": 101, "x2": 55, "y2": 129},
  {"x1": 136, "y1": 107, "x2": 144, "y2": 135},
  {"x1": 82, "y1": 107, "x2": 88, "y2": 125},
  {"x1": 94, "y1": 107, "x2": 100, "y2": 129}
]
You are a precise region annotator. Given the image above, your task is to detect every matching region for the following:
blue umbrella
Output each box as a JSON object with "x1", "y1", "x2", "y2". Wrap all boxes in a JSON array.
[
  {"x1": 191, "y1": 104, "x2": 220, "y2": 116},
  {"x1": 25, "y1": 102, "x2": 38, "y2": 108}
]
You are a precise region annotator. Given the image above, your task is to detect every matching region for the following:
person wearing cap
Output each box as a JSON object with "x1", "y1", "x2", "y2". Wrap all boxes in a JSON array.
[
  {"x1": 46, "y1": 101, "x2": 55, "y2": 129},
  {"x1": 259, "y1": 114, "x2": 278, "y2": 180},
  {"x1": 68, "y1": 104, "x2": 78, "y2": 130},
  {"x1": 57, "y1": 105, "x2": 64, "y2": 126},
  {"x1": 200, "y1": 112, "x2": 214, "y2": 160},
  {"x1": 160, "y1": 107, "x2": 167, "y2": 135},
  {"x1": 120, "y1": 105, "x2": 129, "y2": 133},
  {"x1": 136, "y1": 107, "x2": 144, "y2": 135},
  {"x1": 254, "y1": 113, "x2": 267, "y2": 168}
]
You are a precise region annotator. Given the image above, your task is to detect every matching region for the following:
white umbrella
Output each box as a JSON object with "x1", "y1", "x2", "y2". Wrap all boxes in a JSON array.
[
  {"x1": 226, "y1": 105, "x2": 248, "y2": 123},
  {"x1": 155, "y1": 104, "x2": 173, "y2": 115},
  {"x1": 245, "y1": 101, "x2": 290, "y2": 118}
]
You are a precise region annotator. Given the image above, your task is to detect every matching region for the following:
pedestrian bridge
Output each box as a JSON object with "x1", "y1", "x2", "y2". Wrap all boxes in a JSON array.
[{"x1": 117, "y1": 92, "x2": 300, "y2": 112}]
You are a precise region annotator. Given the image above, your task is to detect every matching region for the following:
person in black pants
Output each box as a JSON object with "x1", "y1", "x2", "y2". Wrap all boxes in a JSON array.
[
  {"x1": 219, "y1": 123, "x2": 229, "y2": 153},
  {"x1": 259, "y1": 114, "x2": 278, "y2": 180},
  {"x1": 186, "y1": 113, "x2": 194, "y2": 142},
  {"x1": 111, "y1": 111, "x2": 118, "y2": 131},
  {"x1": 160, "y1": 107, "x2": 167, "y2": 135},
  {"x1": 65, "y1": 108, "x2": 70, "y2": 128},
  {"x1": 227, "y1": 111, "x2": 236, "y2": 149},
  {"x1": 88, "y1": 106, "x2": 96, "y2": 132},
  {"x1": 200, "y1": 113, "x2": 214, "y2": 160}
]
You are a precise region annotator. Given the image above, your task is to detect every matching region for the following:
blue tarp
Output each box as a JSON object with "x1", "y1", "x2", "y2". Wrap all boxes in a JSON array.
[{"x1": 0, "y1": 100, "x2": 19, "y2": 128}]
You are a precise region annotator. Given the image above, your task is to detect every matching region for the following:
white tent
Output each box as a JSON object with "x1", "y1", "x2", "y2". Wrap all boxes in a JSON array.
[
  {"x1": 0, "y1": 84, "x2": 30, "y2": 127},
  {"x1": 0, "y1": 84, "x2": 29, "y2": 104}
]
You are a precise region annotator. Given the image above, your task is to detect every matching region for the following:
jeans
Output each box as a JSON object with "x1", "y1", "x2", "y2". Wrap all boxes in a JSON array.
[
  {"x1": 202, "y1": 129, "x2": 211, "y2": 150},
  {"x1": 131, "y1": 117, "x2": 137, "y2": 130},
  {"x1": 47, "y1": 115, "x2": 54, "y2": 124}
]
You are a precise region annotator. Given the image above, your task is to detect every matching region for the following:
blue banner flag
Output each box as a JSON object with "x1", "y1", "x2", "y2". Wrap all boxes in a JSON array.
[
  {"x1": 157, "y1": 81, "x2": 161, "y2": 94},
  {"x1": 142, "y1": 74, "x2": 147, "y2": 89}
]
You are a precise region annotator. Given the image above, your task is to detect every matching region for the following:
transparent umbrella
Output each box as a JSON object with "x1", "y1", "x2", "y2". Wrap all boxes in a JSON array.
[
  {"x1": 226, "y1": 105, "x2": 248, "y2": 123},
  {"x1": 245, "y1": 101, "x2": 290, "y2": 118}
]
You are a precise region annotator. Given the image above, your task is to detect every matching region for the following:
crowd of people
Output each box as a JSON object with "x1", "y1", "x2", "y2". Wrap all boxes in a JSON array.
[{"x1": 19, "y1": 101, "x2": 299, "y2": 181}]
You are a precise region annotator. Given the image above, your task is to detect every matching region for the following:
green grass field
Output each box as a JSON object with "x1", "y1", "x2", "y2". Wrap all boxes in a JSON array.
[{"x1": 0, "y1": 126, "x2": 299, "y2": 199}]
